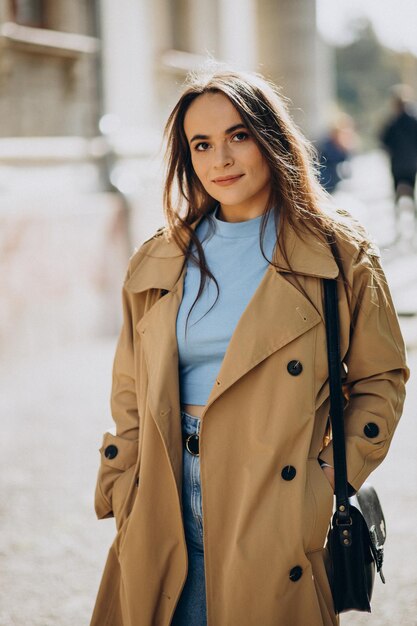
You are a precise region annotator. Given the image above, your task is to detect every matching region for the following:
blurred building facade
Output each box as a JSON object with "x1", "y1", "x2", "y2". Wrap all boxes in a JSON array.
[
  {"x1": 0, "y1": 0, "x2": 99, "y2": 137},
  {"x1": 0, "y1": 0, "x2": 333, "y2": 354}
]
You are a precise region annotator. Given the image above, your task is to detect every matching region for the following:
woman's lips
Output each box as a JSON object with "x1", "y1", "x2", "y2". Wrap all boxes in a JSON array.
[{"x1": 212, "y1": 174, "x2": 244, "y2": 186}]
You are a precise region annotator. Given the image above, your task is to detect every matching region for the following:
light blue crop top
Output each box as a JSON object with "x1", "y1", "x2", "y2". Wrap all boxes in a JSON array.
[{"x1": 176, "y1": 205, "x2": 279, "y2": 406}]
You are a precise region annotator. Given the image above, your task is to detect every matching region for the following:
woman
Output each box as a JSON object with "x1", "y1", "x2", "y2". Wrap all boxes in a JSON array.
[{"x1": 91, "y1": 67, "x2": 409, "y2": 626}]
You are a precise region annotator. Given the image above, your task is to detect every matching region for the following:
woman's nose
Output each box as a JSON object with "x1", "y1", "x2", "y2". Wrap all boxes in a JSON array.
[{"x1": 213, "y1": 143, "x2": 234, "y2": 168}]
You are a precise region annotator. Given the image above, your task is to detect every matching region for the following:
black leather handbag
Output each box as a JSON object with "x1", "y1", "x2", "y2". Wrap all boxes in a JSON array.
[{"x1": 323, "y1": 278, "x2": 386, "y2": 614}]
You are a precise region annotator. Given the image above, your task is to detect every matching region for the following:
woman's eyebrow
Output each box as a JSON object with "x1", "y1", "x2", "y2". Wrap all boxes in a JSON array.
[{"x1": 190, "y1": 123, "x2": 247, "y2": 143}]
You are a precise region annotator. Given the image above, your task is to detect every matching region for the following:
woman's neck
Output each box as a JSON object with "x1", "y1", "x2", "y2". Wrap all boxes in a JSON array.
[{"x1": 217, "y1": 205, "x2": 267, "y2": 222}]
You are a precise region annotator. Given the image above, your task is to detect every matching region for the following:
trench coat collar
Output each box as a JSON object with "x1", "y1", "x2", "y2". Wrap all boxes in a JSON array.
[{"x1": 125, "y1": 211, "x2": 339, "y2": 295}]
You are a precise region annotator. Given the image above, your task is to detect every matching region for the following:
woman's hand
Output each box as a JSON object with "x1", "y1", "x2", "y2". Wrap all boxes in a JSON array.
[{"x1": 321, "y1": 464, "x2": 335, "y2": 492}]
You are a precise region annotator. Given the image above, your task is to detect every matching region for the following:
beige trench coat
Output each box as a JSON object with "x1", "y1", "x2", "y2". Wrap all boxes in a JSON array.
[{"x1": 91, "y1": 215, "x2": 409, "y2": 626}]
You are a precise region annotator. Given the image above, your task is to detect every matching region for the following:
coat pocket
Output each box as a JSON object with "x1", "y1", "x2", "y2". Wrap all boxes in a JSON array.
[
  {"x1": 112, "y1": 464, "x2": 138, "y2": 530},
  {"x1": 94, "y1": 431, "x2": 139, "y2": 526},
  {"x1": 305, "y1": 458, "x2": 334, "y2": 553}
]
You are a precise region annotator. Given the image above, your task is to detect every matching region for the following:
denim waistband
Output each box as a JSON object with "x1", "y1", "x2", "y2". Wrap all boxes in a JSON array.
[{"x1": 181, "y1": 409, "x2": 201, "y2": 435}]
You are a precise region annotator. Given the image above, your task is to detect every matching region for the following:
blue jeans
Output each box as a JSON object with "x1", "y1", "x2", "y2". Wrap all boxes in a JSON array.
[{"x1": 171, "y1": 411, "x2": 207, "y2": 626}]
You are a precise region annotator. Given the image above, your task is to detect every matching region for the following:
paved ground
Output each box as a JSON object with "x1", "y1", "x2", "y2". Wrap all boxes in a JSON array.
[
  {"x1": 0, "y1": 340, "x2": 116, "y2": 625},
  {"x1": 1, "y1": 335, "x2": 416, "y2": 626},
  {"x1": 1, "y1": 151, "x2": 417, "y2": 625}
]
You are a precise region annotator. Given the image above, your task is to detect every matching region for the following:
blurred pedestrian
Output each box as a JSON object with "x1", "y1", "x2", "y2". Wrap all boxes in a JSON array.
[
  {"x1": 317, "y1": 113, "x2": 356, "y2": 193},
  {"x1": 380, "y1": 84, "x2": 417, "y2": 238},
  {"x1": 91, "y1": 67, "x2": 408, "y2": 626}
]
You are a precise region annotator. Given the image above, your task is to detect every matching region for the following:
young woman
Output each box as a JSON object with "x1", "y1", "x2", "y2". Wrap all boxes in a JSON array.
[{"x1": 91, "y1": 67, "x2": 409, "y2": 626}]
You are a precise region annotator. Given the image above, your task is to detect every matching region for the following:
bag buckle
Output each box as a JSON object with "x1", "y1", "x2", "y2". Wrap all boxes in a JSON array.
[{"x1": 185, "y1": 434, "x2": 199, "y2": 456}]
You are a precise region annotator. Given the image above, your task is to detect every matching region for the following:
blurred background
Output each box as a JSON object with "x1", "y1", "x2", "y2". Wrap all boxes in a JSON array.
[{"x1": 1, "y1": 1, "x2": 416, "y2": 624}]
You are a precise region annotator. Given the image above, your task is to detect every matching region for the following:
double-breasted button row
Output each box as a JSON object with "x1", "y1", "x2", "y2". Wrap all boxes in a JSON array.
[
  {"x1": 287, "y1": 360, "x2": 303, "y2": 376},
  {"x1": 364, "y1": 422, "x2": 379, "y2": 438},
  {"x1": 278, "y1": 464, "x2": 302, "y2": 583},
  {"x1": 104, "y1": 444, "x2": 118, "y2": 460}
]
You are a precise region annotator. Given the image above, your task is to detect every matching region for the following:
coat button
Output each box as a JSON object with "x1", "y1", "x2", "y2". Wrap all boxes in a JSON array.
[
  {"x1": 364, "y1": 422, "x2": 379, "y2": 438},
  {"x1": 287, "y1": 360, "x2": 303, "y2": 376},
  {"x1": 289, "y1": 565, "x2": 303, "y2": 582},
  {"x1": 281, "y1": 465, "x2": 297, "y2": 481},
  {"x1": 104, "y1": 444, "x2": 118, "y2": 460}
]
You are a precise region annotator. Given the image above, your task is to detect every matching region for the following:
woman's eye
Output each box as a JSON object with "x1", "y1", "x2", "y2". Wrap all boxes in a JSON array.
[
  {"x1": 232, "y1": 132, "x2": 249, "y2": 142},
  {"x1": 195, "y1": 142, "x2": 210, "y2": 151}
]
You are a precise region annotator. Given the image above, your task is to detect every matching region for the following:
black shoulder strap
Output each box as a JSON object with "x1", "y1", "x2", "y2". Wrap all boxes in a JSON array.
[{"x1": 323, "y1": 278, "x2": 351, "y2": 523}]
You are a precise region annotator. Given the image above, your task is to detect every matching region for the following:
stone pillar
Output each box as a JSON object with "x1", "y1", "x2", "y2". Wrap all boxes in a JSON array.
[
  {"x1": 256, "y1": 0, "x2": 334, "y2": 139},
  {"x1": 0, "y1": 0, "x2": 12, "y2": 21},
  {"x1": 217, "y1": 0, "x2": 257, "y2": 70},
  {"x1": 187, "y1": 0, "x2": 219, "y2": 55},
  {"x1": 98, "y1": 0, "x2": 165, "y2": 242},
  {"x1": 99, "y1": 0, "x2": 157, "y2": 137}
]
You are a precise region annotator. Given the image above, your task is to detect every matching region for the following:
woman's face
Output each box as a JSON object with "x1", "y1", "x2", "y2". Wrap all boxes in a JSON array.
[{"x1": 183, "y1": 92, "x2": 271, "y2": 220}]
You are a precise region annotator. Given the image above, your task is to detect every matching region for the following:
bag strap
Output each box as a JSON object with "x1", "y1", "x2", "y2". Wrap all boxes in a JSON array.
[{"x1": 323, "y1": 278, "x2": 351, "y2": 524}]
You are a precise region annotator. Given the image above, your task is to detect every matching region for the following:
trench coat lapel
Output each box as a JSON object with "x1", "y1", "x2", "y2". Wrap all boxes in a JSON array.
[
  {"x1": 136, "y1": 282, "x2": 186, "y2": 491},
  {"x1": 204, "y1": 266, "x2": 321, "y2": 409},
  {"x1": 203, "y1": 223, "x2": 339, "y2": 409},
  {"x1": 125, "y1": 215, "x2": 339, "y2": 488},
  {"x1": 125, "y1": 238, "x2": 186, "y2": 492}
]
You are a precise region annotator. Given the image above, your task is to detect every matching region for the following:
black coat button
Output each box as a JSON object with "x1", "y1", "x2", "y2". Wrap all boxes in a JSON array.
[
  {"x1": 364, "y1": 422, "x2": 379, "y2": 438},
  {"x1": 287, "y1": 360, "x2": 303, "y2": 376},
  {"x1": 281, "y1": 465, "x2": 297, "y2": 481},
  {"x1": 289, "y1": 565, "x2": 303, "y2": 582},
  {"x1": 104, "y1": 444, "x2": 118, "y2": 459}
]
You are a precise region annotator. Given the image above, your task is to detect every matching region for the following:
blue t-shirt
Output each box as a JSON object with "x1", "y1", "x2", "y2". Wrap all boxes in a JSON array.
[{"x1": 176, "y1": 205, "x2": 279, "y2": 406}]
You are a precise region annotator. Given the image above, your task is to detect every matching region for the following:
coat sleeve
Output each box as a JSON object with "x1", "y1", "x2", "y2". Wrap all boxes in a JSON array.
[
  {"x1": 94, "y1": 265, "x2": 141, "y2": 520},
  {"x1": 319, "y1": 248, "x2": 410, "y2": 492}
]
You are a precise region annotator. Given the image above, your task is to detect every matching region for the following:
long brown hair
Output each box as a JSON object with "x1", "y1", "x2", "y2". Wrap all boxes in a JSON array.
[{"x1": 162, "y1": 65, "x2": 379, "y2": 330}]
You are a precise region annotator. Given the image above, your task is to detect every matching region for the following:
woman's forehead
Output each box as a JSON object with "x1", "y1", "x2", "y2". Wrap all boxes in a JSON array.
[{"x1": 183, "y1": 92, "x2": 243, "y2": 139}]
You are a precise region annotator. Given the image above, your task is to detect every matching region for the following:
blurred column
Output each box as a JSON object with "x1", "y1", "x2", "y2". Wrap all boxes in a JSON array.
[
  {"x1": 256, "y1": 0, "x2": 334, "y2": 139},
  {"x1": 187, "y1": 0, "x2": 218, "y2": 55},
  {"x1": 99, "y1": 0, "x2": 157, "y2": 144},
  {"x1": 217, "y1": 0, "x2": 257, "y2": 70},
  {"x1": 98, "y1": 0, "x2": 165, "y2": 243}
]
